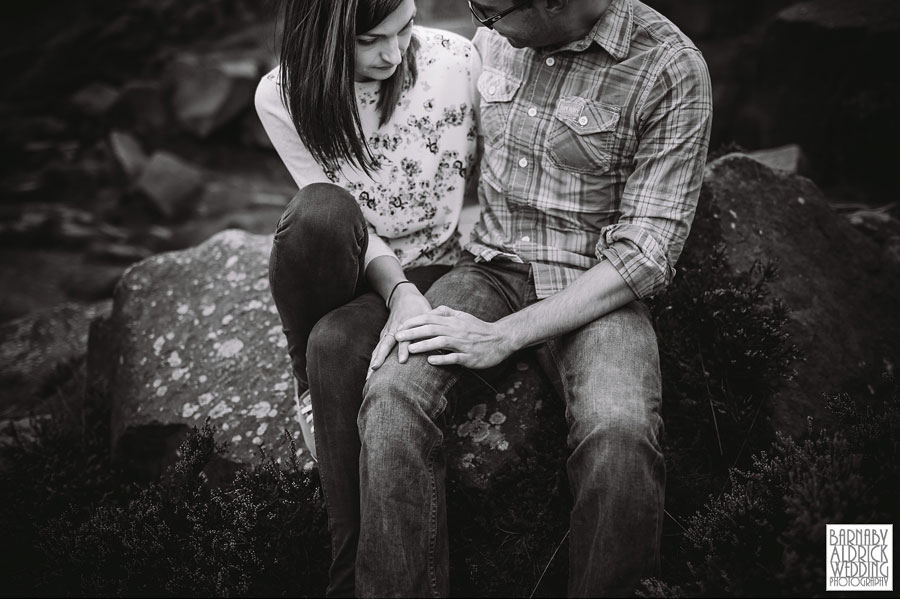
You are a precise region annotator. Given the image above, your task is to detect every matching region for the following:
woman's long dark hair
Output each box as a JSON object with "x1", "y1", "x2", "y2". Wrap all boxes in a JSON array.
[{"x1": 278, "y1": 0, "x2": 420, "y2": 175}]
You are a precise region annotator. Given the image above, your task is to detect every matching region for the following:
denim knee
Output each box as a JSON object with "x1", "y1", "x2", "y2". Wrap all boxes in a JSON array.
[
  {"x1": 275, "y1": 183, "x2": 362, "y2": 245},
  {"x1": 360, "y1": 359, "x2": 448, "y2": 442},
  {"x1": 308, "y1": 311, "x2": 363, "y2": 368}
]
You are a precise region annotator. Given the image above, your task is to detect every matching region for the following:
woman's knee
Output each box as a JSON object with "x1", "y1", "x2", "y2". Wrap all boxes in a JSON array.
[
  {"x1": 308, "y1": 307, "x2": 375, "y2": 369},
  {"x1": 274, "y1": 183, "x2": 363, "y2": 244}
]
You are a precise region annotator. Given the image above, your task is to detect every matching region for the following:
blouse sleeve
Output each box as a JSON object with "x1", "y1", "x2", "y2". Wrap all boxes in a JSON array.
[{"x1": 254, "y1": 67, "x2": 398, "y2": 269}]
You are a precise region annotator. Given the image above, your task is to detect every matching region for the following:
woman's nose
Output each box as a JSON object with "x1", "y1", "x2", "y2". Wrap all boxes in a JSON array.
[{"x1": 380, "y1": 37, "x2": 402, "y2": 65}]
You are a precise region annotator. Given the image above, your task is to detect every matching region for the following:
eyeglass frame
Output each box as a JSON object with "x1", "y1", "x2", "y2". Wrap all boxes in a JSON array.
[{"x1": 467, "y1": 0, "x2": 529, "y2": 30}]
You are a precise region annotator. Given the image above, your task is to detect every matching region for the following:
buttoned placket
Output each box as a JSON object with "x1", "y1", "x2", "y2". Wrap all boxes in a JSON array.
[{"x1": 513, "y1": 51, "x2": 560, "y2": 254}]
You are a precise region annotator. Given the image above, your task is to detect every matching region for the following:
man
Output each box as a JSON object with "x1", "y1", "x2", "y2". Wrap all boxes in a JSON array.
[{"x1": 359, "y1": 0, "x2": 712, "y2": 596}]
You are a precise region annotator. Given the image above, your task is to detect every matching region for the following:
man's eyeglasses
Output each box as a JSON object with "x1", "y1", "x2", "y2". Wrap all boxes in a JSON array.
[{"x1": 467, "y1": 0, "x2": 528, "y2": 30}]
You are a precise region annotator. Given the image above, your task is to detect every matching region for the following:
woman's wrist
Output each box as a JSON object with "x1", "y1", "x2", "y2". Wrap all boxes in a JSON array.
[{"x1": 386, "y1": 280, "x2": 417, "y2": 309}]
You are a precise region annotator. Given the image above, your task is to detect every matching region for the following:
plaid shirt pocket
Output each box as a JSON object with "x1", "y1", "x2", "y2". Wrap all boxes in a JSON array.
[
  {"x1": 548, "y1": 96, "x2": 621, "y2": 174},
  {"x1": 477, "y1": 68, "x2": 522, "y2": 147}
]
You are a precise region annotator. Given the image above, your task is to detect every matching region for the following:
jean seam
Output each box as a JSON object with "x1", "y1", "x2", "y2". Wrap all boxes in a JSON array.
[
  {"x1": 315, "y1": 444, "x2": 341, "y2": 566},
  {"x1": 545, "y1": 339, "x2": 573, "y2": 424},
  {"x1": 426, "y1": 375, "x2": 457, "y2": 598}
]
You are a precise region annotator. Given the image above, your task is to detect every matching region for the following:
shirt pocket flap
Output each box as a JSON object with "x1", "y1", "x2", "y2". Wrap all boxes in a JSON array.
[
  {"x1": 477, "y1": 68, "x2": 522, "y2": 103},
  {"x1": 555, "y1": 97, "x2": 620, "y2": 135}
]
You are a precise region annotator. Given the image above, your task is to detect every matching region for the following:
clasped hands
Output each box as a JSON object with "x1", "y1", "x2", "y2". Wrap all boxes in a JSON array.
[{"x1": 369, "y1": 291, "x2": 513, "y2": 375}]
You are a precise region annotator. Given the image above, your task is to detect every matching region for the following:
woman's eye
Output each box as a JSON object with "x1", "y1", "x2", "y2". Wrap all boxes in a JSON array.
[
  {"x1": 402, "y1": 19, "x2": 414, "y2": 32},
  {"x1": 357, "y1": 37, "x2": 376, "y2": 46}
]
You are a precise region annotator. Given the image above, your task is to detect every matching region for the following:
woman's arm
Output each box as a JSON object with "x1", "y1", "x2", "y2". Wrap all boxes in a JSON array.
[
  {"x1": 256, "y1": 67, "x2": 404, "y2": 282},
  {"x1": 366, "y1": 256, "x2": 431, "y2": 370}
]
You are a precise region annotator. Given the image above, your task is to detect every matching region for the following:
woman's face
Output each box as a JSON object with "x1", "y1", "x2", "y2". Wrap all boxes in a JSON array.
[{"x1": 354, "y1": 0, "x2": 417, "y2": 83}]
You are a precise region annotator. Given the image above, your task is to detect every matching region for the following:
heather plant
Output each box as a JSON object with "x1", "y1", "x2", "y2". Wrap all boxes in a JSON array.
[
  {"x1": 643, "y1": 382, "x2": 899, "y2": 597},
  {"x1": 2, "y1": 417, "x2": 330, "y2": 598}
]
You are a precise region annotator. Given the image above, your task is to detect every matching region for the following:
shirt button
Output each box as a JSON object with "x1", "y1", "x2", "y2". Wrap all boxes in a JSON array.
[
  {"x1": 521, "y1": 236, "x2": 531, "y2": 242},
  {"x1": 488, "y1": 85, "x2": 497, "y2": 95},
  {"x1": 545, "y1": 57, "x2": 556, "y2": 66},
  {"x1": 518, "y1": 157, "x2": 528, "y2": 168},
  {"x1": 578, "y1": 116, "x2": 589, "y2": 126},
  {"x1": 527, "y1": 107, "x2": 537, "y2": 117}
]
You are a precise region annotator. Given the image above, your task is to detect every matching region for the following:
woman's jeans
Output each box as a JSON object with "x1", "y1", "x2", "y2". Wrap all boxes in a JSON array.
[
  {"x1": 268, "y1": 182, "x2": 449, "y2": 597},
  {"x1": 355, "y1": 255, "x2": 666, "y2": 597}
]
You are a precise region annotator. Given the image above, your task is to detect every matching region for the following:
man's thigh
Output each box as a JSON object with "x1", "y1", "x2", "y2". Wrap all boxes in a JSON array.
[
  {"x1": 362, "y1": 259, "x2": 526, "y2": 419},
  {"x1": 422, "y1": 258, "x2": 526, "y2": 322},
  {"x1": 545, "y1": 300, "x2": 663, "y2": 447}
]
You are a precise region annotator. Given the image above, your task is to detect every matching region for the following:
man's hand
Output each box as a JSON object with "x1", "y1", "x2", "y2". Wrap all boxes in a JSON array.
[
  {"x1": 395, "y1": 306, "x2": 515, "y2": 369},
  {"x1": 369, "y1": 284, "x2": 431, "y2": 373}
]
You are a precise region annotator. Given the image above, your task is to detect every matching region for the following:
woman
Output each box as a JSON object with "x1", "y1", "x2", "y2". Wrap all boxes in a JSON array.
[{"x1": 255, "y1": 0, "x2": 480, "y2": 595}]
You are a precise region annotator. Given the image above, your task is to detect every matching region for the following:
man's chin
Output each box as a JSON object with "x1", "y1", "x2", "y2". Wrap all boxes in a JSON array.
[{"x1": 503, "y1": 36, "x2": 529, "y2": 49}]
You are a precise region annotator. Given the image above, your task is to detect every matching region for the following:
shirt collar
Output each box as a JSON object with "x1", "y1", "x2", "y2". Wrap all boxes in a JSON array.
[{"x1": 556, "y1": 0, "x2": 633, "y2": 60}]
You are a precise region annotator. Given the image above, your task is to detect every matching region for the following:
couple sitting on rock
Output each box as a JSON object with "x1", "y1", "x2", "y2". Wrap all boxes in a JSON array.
[{"x1": 255, "y1": 0, "x2": 711, "y2": 597}]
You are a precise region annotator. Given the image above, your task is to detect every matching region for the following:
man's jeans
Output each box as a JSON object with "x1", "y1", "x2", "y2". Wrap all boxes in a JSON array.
[
  {"x1": 268, "y1": 182, "x2": 449, "y2": 597},
  {"x1": 356, "y1": 255, "x2": 665, "y2": 597}
]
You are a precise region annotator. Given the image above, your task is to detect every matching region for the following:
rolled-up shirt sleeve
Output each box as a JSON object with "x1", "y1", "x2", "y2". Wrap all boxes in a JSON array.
[{"x1": 596, "y1": 47, "x2": 712, "y2": 299}]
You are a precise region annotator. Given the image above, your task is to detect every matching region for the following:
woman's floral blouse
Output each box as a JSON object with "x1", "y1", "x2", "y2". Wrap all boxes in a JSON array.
[{"x1": 256, "y1": 27, "x2": 481, "y2": 269}]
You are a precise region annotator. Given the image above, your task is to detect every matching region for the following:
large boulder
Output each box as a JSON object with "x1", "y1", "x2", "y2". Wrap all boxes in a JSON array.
[
  {"x1": 168, "y1": 52, "x2": 263, "y2": 139},
  {"x1": 0, "y1": 300, "x2": 111, "y2": 420},
  {"x1": 89, "y1": 230, "x2": 559, "y2": 482},
  {"x1": 701, "y1": 154, "x2": 900, "y2": 434},
  {"x1": 740, "y1": 0, "x2": 900, "y2": 198}
]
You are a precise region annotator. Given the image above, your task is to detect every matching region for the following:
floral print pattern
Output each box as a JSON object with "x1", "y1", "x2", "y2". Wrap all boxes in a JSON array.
[{"x1": 330, "y1": 28, "x2": 479, "y2": 268}]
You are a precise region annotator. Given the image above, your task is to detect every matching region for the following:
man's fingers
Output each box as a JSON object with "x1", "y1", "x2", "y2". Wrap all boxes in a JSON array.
[
  {"x1": 427, "y1": 352, "x2": 467, "y2": 366},
  {"x1": 397, "y1": 314, "x2": 455, "y2": 341},
  {"x1": 396, "y1": 323, "x2": 451, "y2": 342},
  {"x1": 398, "y1": 341, "x2": 410, "y2": 364},
  {"x1": 407, "y1": 336, "x2": 452, "y2": 354},
  {"x1": 430, "y1": 305, "x2": 456, "y2": 316}
]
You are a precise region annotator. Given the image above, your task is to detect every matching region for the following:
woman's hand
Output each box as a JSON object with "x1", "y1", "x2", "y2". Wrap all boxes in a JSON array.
[{"x1": 369, "y1": 283, "x2": 431, "y2": 373}]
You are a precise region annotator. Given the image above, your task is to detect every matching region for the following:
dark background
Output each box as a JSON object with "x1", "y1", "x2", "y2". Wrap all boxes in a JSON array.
[{"x1": 1, "y1": 0, "x2": 898, "y2": 323}]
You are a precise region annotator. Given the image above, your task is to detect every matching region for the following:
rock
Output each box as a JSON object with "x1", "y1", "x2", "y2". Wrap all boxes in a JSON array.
[
  {"x1": 701, "y1": 154, "x2": 900, "y2": 435},
  {"x1": 884, "y1": 236, "x2": 900, "y2": 268},
  {"x1": 86, "y1": 242, "x2": 154, "y2": 263},
  {"x1": 240, "y1": 111, "x2": 274, "y2": 150},
  {"x1": 0, "y1": 301, "x2": 112, "y2": 420},
  {"x1": 114, "y1": 80, "x2": 169, "y2": 140},
  {"x1": 69, "y1": 82, "x2": 121, "y2": 117},
  {"x1": 0, "y1": 415, "x2": 50, "y2": 448},
  {"x1": 0, "y1": 248, "x2": 125, "y2": 321},
  {"x1": 747, "y1": 144, "x2": 807, "y2": 174},
  {"x1": 134, "y1": 151, "x2": 205, "y2": 219},
  {"x1": 751, "y1": 0, "x2": 900, "y2": 198},
  {"x1": 644, "y1": 0, "x2": 796, "y2": 39},
  {"x1": 443, "y1": 360, "x2": 561, "y2": 490},
  {"x1": 89, "y1": 231, "x2": 293, "y2": 476},
  {"x1": 108, "y1": 130, "x2": 148, "y2": 178},
  {"x1": 195, "y1": 180, "x2": 292, "y2": 218},
  {"x1": 169, "y1": 53, "x2": 260, "y2": 139},
  {"x1": 89, "y1": 230, "x2": 561, "y2": 484}
]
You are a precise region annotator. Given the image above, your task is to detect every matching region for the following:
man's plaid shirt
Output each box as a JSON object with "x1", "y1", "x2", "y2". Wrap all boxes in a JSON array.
[{"x1": 466, "y1": 0, "x2": 713, "y2": 300}]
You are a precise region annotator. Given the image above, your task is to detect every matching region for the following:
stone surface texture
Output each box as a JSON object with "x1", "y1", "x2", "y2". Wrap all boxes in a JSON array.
[
  {"x1": 91, "y1": 230, "x2": 300, "y2": 470},
  {"x1": 89, "y1": 230, "x2": 556, "y2": 480},
  {"x1": 702, "y1": 154, "x2": 900, "y2": 434},
  {"x1": 0, "y1": 300, "x2": 111, "y2": 420}
]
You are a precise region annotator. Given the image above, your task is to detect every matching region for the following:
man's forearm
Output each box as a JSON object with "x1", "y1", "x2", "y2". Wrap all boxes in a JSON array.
[
  {"x1": 498, "y1": 260, "x2": 637, "y2": 354},
  {"x1": 397, "y1": 259, "x2": 639, "y2": 370}
]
